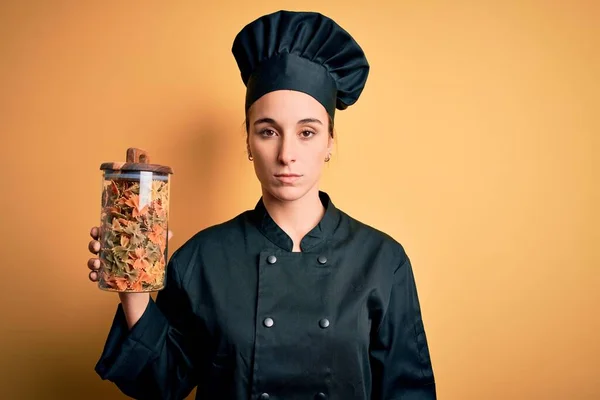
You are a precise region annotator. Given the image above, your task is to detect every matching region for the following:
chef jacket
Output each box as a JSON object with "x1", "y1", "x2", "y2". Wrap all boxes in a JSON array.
[{"x1": 95, "y1": 191, "x2": 436, "y2": 399}]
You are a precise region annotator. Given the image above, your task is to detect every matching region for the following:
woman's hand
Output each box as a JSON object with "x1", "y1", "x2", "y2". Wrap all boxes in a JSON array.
[
  {"x1": 87, "y1": 226, "x2": 103, "y2": 282},
  {"x1": 87, "y1": 226, "x2": 173, "y2": 329},
  {"x1": 87, "y1": 226, "x2": 173, "y2": 281}
]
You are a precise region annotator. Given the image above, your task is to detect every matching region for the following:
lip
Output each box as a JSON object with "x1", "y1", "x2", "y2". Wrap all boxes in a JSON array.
[{"x1": 274, "y1": 174, "x2": 302, "y2": 183}]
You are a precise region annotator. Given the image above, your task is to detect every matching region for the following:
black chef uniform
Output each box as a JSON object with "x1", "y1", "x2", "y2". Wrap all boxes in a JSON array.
[
  {"x1": 95, "y1": 192, "x2": 436, "y2": 399},
  {"x1": 96, "y1": 10, "x2": 436, "y2": 400}
]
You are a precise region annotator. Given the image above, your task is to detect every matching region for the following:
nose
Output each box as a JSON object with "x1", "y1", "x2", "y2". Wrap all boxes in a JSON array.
[{"x1": 277, "y1": 135, "x2": 297, "y2": 165}]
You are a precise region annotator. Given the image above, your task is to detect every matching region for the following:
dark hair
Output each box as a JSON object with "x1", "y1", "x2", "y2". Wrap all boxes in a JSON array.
[{"x1": 245, "y1": 114, "x2": 335, "y2": 139}]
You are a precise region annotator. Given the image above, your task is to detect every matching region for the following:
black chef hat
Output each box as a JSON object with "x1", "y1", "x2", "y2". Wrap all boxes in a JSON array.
[{"x1": 231, "y1": 10, "x2": 370, "y2": 119}]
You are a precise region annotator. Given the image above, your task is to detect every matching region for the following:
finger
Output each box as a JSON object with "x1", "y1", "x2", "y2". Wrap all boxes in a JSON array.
[
  {"x1": 90, "y1": 226, "x2": 99, "y2": 240},
  {"x1": 88, "y1": 240, "x2": 100, "y2": 254},
  {"x1": 168, "y1": 230, "x2": 173, "y2": 241},
  {"x1": 89, "y1": 270, "x2": 99, "y2": 282},
  {"x1": 87, "y1": 258, "x2": 101, "y2": 271}
]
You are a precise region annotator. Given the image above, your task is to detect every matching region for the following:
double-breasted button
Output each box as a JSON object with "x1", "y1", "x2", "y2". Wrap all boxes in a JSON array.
[
  {"x1": 319, "y1": 318, "x2": 330, "y2": 329},
  {"x1": 315, "y1": 393, "x2": 327, "y2": 400},
  {"x1": 317, "y1": 255, "x2": 327, "y2": 265},
  {"x1": 263, "y1": 317, "x2": 274, "y2": 328},
  {"x1": 260, "y1": 393, "x2": 270, "y2": 400},
  {"x1": 267, "y1": 255, "x2": 277, "y2": 264}
]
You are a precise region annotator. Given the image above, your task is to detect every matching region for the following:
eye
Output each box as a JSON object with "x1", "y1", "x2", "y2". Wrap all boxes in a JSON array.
[
  {"x1": 300, "y1": 130, "x2": 316, "y2": 139},
  {"x1": 259, "y1": 129, "x2": 277, "y2": 137}
]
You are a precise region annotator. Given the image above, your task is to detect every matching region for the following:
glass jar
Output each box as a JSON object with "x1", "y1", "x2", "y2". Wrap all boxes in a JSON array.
[{"x1": 98, "y1": 148, "x2": 173, "y2": 292}]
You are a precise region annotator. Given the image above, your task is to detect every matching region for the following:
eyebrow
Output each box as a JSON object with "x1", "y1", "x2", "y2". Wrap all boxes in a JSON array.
[{"x1": 253, "y1": 117, "x2": 323, "y2": 126}]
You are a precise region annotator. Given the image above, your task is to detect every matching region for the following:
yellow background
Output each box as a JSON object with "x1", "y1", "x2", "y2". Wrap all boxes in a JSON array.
[{"x1": 0, "y1": 1, "x2": 598, "y2": 399}]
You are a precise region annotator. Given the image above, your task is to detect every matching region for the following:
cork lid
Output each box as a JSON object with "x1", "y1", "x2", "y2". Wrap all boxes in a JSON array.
[{"x1": 100, "y1": 148, "x2": 173, "y2": 174}]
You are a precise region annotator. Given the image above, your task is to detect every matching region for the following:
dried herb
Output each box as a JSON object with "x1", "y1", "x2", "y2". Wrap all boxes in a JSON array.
[{"x1": 99, "y1": 177, "x2": 169, "y2": 292}]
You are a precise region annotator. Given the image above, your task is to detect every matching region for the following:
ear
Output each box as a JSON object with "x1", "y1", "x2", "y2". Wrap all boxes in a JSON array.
[
  {"x1": 246, "y1": 127, "x2": 251, "y2": 153},
  {"x1": 327, "y1": 135, "x2": 334, "y2": 155}
]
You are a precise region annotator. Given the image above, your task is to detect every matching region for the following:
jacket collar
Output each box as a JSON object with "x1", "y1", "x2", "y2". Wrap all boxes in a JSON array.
[{"x1": 252, "y1": 191, "x2": 340, "y2": 252}]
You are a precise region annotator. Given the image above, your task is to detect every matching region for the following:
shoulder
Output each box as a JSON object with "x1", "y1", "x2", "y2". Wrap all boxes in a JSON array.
[
  {"x1": 168, "y1": 209, "x2": 252, "y2": 266},
  {"x1": 337, "y1": 208, "x2": 409, "y2": 269}
]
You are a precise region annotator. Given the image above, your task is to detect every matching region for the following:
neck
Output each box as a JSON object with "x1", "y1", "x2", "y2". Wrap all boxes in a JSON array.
[{"x1": 262, "y1": 187, "x2": 325, "y2": 252}]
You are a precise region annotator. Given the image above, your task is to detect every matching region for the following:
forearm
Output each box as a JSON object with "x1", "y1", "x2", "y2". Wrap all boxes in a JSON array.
[
  {"x1": 371, "y1": 256, "x2": 436, "y2": 399},
  {"x1": 96, "y1": 297, "x2": 198, "y2": 400},
  {"x1": 118, "y1": 292, "x2": 150, "y2": 329}
]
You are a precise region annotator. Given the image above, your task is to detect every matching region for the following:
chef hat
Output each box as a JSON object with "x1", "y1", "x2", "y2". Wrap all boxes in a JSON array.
[{"x1": 231, "y1": 10, "x2": 370, "y2": 119}]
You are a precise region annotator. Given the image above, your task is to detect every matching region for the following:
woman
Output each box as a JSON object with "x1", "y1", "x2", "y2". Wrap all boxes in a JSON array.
[{"x1": 88, "y1": 10, "x2": 436, "y2": 400}]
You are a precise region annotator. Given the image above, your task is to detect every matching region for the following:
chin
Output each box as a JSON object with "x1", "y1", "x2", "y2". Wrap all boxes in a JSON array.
[{"x1": 265, "y1": 184, "x2": 311, "y2": 202}]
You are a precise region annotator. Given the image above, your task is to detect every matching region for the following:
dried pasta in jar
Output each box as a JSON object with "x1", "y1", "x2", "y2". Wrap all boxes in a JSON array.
[{"x1": 98, "y1": 148, "x2": 173, "y2": 292}]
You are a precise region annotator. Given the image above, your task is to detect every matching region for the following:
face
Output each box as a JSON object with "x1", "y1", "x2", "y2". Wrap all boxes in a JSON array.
[{"x1": 247, "y1": 90, "x2": 333, "y2": 203}]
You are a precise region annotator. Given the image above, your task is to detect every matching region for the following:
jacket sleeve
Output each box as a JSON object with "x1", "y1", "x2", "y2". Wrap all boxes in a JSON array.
[
  {"x1": 95, "y1": 255, "x2": 202, "y2": 399},
  {"x1": 369, "y1": 254, "x2": 437, "y2": 400}
]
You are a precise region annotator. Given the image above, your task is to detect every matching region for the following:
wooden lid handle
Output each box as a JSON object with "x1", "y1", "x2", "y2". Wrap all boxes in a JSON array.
[
  {"x1": 101, "y1": 147, "x2": 172, "y2": 173},
  {"x1": 126, "y1": 148, "x2": 150, "y2": 164}
]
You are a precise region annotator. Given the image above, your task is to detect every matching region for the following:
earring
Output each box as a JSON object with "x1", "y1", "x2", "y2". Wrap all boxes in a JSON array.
[
  {"x1": 325, "y1": 153, "x2": 331, "y2": 162},
  {"x1": 248, "y1": 153, "x2": 254, "y2": 161}
]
